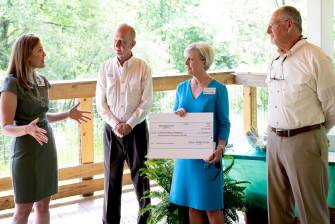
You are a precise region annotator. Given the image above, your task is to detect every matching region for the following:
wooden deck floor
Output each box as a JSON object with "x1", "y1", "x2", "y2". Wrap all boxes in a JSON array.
[
  {"x1": 0, "y1": 189, "x2": 245, "y2": 224},
  {"x1": 0, "y1": 190, "x2": 139, "y2": 224}
]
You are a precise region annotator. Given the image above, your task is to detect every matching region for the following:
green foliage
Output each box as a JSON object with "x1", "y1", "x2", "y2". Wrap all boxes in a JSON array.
[
  {"x1": 140, "y1": 159, "x2": 188, "y2": 224},
  {"x1": 0, "y1": 0, "x2": 114, "y2": 80},
  {"x1": 140, "y1": 156, "x2": 249, "y2": 224},
  {"x1": 152, "y1": 91, "x2": 176, "y2": 112},
  {"x1": 223, "y1": 156, "x2": 249, "y2": 224},
  {"x1": 0, "y1": 0, "x2": 288, "y2": 77},
  {"x1": 213, "y1": 42, "x2": 238, "y2": 70},
  {"x1": 166, "y1": 25, "x2": 211, "y2": 72}
]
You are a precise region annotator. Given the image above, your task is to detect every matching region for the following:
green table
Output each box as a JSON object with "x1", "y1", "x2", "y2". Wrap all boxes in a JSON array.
[{"x1": 225, "y1": 144, "x2": 335, "y2": 223}]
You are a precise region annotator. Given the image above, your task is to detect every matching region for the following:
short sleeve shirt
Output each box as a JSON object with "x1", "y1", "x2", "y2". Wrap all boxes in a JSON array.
[{"x1": 1, "y1": 74, "x2": 50, "y2": 124}]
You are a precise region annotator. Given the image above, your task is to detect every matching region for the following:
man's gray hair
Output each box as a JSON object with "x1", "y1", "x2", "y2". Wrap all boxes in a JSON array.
[
  {"x1": 279, "y1": 6, "x2": 302, "y2": 33},
  {"x1": 184, "y1": 42, "x2": 214, "y2": 71}
]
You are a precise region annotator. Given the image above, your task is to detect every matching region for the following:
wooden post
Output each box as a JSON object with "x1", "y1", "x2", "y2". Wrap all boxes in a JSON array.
[
  {"x1": 243, "y1": 86, "x2": 257, "y2": 132},
  {"x1": 78, "y1": 97, "x2": 94, "y2": 197}
]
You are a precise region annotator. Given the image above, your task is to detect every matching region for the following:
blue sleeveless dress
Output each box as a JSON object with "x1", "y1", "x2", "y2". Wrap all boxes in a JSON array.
[{"x1": 169, "y1": 79, "x2": 230, "y2": 210}]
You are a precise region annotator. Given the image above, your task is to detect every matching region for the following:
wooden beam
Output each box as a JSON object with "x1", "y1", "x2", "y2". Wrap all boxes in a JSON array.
[
  {"x1": 210, "y1": 71, "x2": 236, "y2": 85},
  {"x1": 47, "y1": 72, "x2": 238, "y2": 98},
  {"x1": 49, "y1": 80, "x2": 96, "y2": 100},
  {"x1": 0, "y1": 176, "x2": 12, "y2": 191},
  {"x1": 53, "y1": 178, "x2": 104, "y2": 200},
  {"x1": 79, "y1": 97, "x2": 94, "y2": 165},
  {"x1": 243, "y1": 86, "x2": 257, "y2": 131},
  {"x1": 0, "y1": 172, "x2": 132, "y2": 210},
  {"x1": 58, "y1": 162, "x2": 103, "y2": 181},
  {"x1": 0, "y1": 195, "x2": 13, "y2": 210},
  {"x1": 47, "y1": 72, "x2": 267, "y2": 97},
  {"x1": 235, "y1": 72, "x2": 267, "y2": 87},
  {"x1": 0, "y1": 162, "x2": 131, "y2": 191},
  {"x1": 152, "y1": 72, "x2": 235, "y2": 91}
]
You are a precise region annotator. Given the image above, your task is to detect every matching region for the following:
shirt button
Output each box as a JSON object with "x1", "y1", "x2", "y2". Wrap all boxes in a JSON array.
[
  {"x1": 277, "y1": 90, "x2": 280, "y2": 93},
  {"x1": 275, "y1": 106, "x2": 277, "y2": 109}
]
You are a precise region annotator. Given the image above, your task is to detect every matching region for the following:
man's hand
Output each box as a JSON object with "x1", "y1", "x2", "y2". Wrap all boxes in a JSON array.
[
  {"x1": 114, "y1": 123, "x2": 132, "y2": 137},
  {"x1": 119, "y1": 123, "x2": 132, "y2": 136}
]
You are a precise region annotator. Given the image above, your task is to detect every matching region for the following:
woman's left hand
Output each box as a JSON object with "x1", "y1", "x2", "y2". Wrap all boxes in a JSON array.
[
  {"x1": 68, "y1": 102, "x2": 91, "y2": 123},
  {"x1": 206, "y1": 146, "x2": 224, "y2": 164}
]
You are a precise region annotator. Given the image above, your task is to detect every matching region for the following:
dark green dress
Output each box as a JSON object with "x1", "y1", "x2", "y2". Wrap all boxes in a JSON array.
[{"x1": 1, "y1": 74, "x2": 57, "y2": 203}]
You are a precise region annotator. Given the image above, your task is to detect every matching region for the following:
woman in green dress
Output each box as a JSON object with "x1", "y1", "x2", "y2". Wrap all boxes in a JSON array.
[{"x1": 0, "y1": 34, "x2": 90, "y2": 224}]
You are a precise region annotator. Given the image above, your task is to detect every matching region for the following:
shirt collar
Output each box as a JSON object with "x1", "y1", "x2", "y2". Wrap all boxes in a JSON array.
[
  {"x1": 277, "y1": 37, "x2": 307, "y2": 57},
  {"x1": 116, "y1": 53, "x2": 134, "y2": 69}
]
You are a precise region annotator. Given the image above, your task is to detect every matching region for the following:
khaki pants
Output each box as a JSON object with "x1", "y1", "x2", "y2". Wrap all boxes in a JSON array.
[{"x1": 267, "y1": 126, "x2": 329, "y2": 224}]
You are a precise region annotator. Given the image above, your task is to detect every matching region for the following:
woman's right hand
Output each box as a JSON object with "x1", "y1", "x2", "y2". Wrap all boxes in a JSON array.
[
  {"x1": 25, "y1": 118, "x2": 48, "y2": 145},
  {"x1": 175, "y1": 108, "x2": 186, "y2": 117}
]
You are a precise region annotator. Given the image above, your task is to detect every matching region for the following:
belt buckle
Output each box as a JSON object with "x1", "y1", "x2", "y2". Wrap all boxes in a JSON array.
[{"x1": 275, "y1": 128, "x2": 290, "y2": 137}]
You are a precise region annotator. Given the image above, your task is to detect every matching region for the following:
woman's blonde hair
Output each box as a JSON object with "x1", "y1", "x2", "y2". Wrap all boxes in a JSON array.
[
  {"x1": 184, "y1": 42, "x2": 214, "y2": 71},
  {"x1": 7, "y1": 34, "x2": 40, "y2": 89}
]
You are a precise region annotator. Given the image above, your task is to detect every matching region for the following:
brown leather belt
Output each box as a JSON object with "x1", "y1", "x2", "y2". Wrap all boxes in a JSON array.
[{"x1": 270, "y1": 124, "x2": 322, "y2": 137}]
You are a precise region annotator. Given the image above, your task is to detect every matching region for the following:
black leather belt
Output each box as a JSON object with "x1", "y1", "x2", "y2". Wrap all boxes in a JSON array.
[{"x1": 270, "y1": 124, "x2": 322, "y2": 137}]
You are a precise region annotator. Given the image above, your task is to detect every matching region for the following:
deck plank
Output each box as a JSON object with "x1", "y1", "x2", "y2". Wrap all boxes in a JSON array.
[
  {"x1": 0, "y1": 190, "x2": 138, "y2": 224},
  {"x1": 0, "y1": 189, "x2": 245, "y2": 224}
]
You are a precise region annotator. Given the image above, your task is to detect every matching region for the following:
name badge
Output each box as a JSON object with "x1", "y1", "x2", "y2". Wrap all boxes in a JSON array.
[
  {"x1": 203, "y1": 87, "x2": 216, "y2": 95},
  {"x1": 36, "y1": 76, "x2": 46, "y2": 87}
]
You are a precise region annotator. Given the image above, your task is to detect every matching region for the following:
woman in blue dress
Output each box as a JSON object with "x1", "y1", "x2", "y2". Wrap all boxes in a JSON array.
[
  {"x1": 169, "y1": 42, "x2": 230, "y2": 224},
  {"x1": 0, "y1": 34, "x2": 90, "y2": 224}
]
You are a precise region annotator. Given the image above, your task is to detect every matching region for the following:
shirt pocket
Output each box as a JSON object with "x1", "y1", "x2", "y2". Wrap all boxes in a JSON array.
[
  {"x1": 105, "y1": 75, "x2": 118, "y2": 105},
  {"x1": 106, "y1": 74, "x2": 117, "y2": 88},
  {"x1": 282, "y1": 75, "x2": 313, "y2": 106},
  {"x1": 128, "y1": 76, "x2": 142, "y2": 94}
]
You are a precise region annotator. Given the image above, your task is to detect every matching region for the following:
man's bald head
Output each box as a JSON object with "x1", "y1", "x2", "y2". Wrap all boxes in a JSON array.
[{"x1": 116, "y1": 24, "x2": 136, "y2": 43}]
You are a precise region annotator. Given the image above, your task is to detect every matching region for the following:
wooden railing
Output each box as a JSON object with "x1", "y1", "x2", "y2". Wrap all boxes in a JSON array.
[{"x1": 0, "y1": 71, "x2": 266, "y2": 210}]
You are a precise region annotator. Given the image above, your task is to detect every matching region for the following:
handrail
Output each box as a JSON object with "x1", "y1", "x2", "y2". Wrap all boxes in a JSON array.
[
  {"x1": 0, "y1": 71, "x2": 266, "y2": 210},
  {"x1": 48, "y1": 71, "x2": 266, "y2": 100}
]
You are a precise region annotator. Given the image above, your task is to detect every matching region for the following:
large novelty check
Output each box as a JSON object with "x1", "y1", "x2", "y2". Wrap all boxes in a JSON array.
[{"x1": 148, "y1": 113, "x2": 214, "y2": 159}]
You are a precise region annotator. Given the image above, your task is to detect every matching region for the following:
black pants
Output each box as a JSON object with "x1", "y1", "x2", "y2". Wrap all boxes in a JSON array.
[{"x1": 102, "y1": 121, "x2": 151, "y2": 224}]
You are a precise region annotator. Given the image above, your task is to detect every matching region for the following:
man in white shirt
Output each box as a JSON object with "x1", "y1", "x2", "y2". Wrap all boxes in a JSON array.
[
  {"x1": 96, "y1": 23, "x2": 153, "y2": 224},
  {"x1": 266, "y1": 6, "x2": 335, "y2": 224}
]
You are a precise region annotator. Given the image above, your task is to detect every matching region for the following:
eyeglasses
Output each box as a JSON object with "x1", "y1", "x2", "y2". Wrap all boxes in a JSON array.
[{"x1": 269, "y1": 55, "x2": 287, "y2": 81}]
